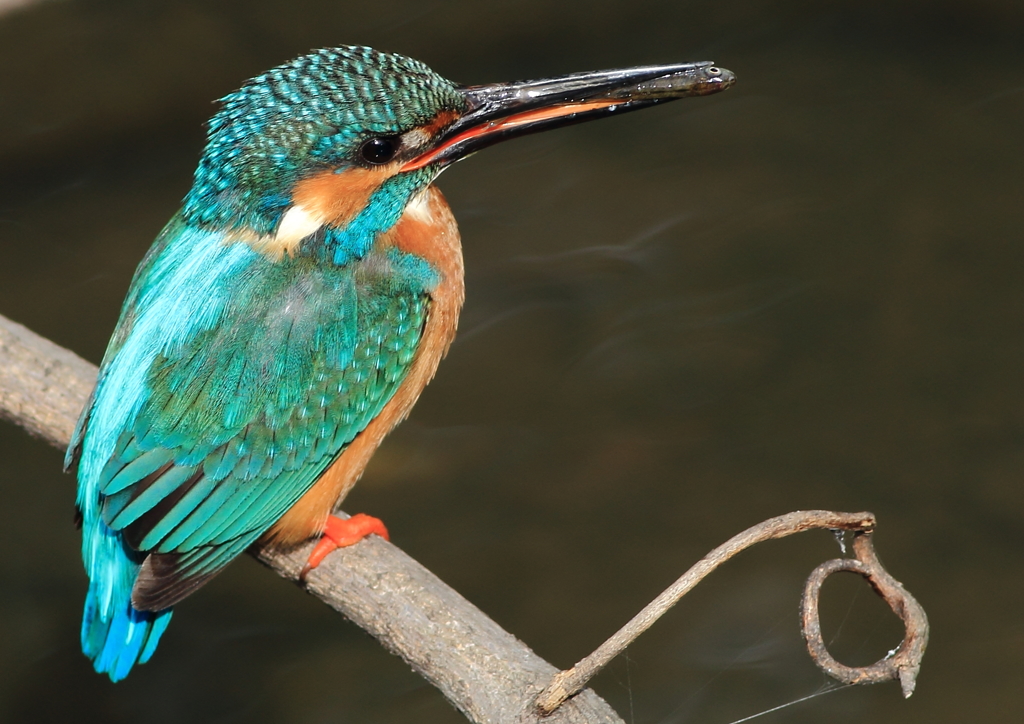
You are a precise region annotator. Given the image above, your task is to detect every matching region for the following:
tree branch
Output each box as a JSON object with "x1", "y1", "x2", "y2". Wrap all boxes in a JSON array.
[
  {"x1": 2, "y1": 311, "x2": 929, "y2": 722},
  {"x1": 0, "y1": 312, "x2": 625, "y2": 724}
]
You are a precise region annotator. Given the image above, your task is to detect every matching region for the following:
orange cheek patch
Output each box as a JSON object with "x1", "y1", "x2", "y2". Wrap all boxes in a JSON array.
[
  {"x1": 292, "y1": 165, "x2": 398, "y2": 228},
  {"x1": 289, "y1": 109, "x2": 462, "y2": 230}
]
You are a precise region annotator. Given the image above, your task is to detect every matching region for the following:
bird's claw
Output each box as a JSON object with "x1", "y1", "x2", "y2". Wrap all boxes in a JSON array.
[{"x1": 299, "y1": 513, "x2": 390, "y2": 580}]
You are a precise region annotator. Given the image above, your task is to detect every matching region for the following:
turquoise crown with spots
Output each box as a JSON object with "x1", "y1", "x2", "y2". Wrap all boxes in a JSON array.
[{"x1": 183, "y1": 46, "x2": 467, "y2": 237}]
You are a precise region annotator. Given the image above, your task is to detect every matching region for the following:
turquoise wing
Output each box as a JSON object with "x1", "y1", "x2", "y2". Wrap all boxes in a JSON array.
[{"x1": 75, "y1": 216, "x2": 431, "y2": 613}]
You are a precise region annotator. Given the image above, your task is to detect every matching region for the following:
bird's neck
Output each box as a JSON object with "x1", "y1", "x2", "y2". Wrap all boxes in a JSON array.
[
  {"x1": 316, "y1": 170, "x2": 430, "y2": 266},
  {"x1": 383, "y1": 184, "x2": 464, "y2": 305},
  {"x1": 187, "y1": 166, "x2": 439, "y2": 269}
]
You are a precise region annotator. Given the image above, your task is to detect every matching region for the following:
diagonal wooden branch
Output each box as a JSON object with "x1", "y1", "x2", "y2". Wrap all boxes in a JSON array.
[
  {"x1": 0, "y1": 312, "x2": 625, "y2": 724},
  {"x1": 1, "y1": 311, "x2": 929, "y2": 723}
]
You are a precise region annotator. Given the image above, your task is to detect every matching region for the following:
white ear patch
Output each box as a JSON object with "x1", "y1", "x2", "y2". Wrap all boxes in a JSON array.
[
  {"x1": 276, "y1": 205, "x2": 324, "y2": 248},
  {"x1": 246, "y1": 205, "x2": 325, "y2": 259}
]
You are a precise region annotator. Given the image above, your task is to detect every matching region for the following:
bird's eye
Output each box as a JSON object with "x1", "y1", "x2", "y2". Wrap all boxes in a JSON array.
[{"x1": 359, "y1": 136, "x2": 400, "y2": 165}]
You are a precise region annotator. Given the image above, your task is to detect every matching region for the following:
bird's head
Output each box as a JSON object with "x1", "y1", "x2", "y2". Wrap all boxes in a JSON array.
[{"x1": 183, "y1": 45, "x2": 734, "y2": 264}]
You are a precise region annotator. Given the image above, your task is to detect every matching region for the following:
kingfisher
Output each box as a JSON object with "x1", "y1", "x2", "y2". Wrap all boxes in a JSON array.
[{"x1": 65, "y1": 45, "x2": 734, "y2": 681}]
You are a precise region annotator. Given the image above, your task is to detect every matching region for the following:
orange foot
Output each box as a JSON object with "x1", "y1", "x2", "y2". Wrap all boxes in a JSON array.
[{"x1": 300, "y1": 514, "x2": 390, "y2": 580}]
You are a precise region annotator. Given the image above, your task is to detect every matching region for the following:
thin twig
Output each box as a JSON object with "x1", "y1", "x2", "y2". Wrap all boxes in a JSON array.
[{"x1": 535, "y1": 510, "x2": 926, "y2": 716}]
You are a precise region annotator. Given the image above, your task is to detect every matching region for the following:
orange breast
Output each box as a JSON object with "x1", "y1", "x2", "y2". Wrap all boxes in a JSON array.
[{"x1": 265, "y1": 184, "x2": 464, "y2": 545}]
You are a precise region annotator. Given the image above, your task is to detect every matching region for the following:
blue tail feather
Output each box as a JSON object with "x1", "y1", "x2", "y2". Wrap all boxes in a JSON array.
[
  {"x1": 139, "y1": 608, "x2": 173, "y2": 664},
  {"x1": 81, "y1": 578, "x2": 173, "y2": 682},
  {"x1": 80, "y1": 514, "x2": 174, "y2": 682}
]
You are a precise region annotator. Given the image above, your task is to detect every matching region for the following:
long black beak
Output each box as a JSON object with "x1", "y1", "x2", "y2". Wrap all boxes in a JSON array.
[{"x1": 403, "y1": 61, "x2": 735, "y2": 171}]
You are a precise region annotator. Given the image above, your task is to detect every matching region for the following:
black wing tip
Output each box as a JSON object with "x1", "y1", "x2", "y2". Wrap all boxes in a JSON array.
[{"x1": 131, "y1": 552, "x2": 218, "y2": 612}]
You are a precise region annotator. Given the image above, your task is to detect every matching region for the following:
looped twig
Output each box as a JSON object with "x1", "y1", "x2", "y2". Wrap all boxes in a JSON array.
[
  {"x1": 800, "y1": 531, "x2": 929, "y2": 698},
  {"x1": 535, "y1": 511, "x2": 930, "y2": 718},
  {"x1": 534, "y1": 510, "x2": 909, "y2": 717}
]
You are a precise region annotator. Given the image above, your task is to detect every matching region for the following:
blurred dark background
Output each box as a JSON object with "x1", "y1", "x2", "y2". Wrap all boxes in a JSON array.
[{"x1": 1, "y1": 0, "x2": 1022, "y2": 722}]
